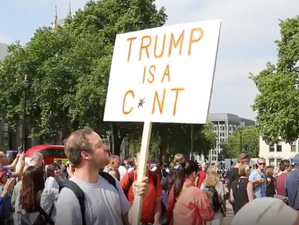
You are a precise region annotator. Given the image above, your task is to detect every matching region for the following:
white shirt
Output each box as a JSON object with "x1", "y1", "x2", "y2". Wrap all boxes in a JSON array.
[
  {"x1": 45, "y1": 176, "x2": 59, "y2": 189},
  {"x1": 118, "y1": 165, "x2": 127, "y2": 180},
  {"x1": 128, "y1": 167, "x2": 134, "y2": 173}
]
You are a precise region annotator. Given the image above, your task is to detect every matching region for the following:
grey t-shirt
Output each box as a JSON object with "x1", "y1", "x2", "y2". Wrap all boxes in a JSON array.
[{"x1": 55, "y1": 175, "x2": 131, "y2": 225}]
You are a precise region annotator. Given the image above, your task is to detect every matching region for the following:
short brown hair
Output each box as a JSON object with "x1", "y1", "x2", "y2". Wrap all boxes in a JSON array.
[
  {"x1": 265, "y1": 167, "x2": 274, "y2": 176},
  {"x1": 64, "y1": 127, "x2": 94, "y2": 166},
  {"x1": 279, "y1": 160, "x2": 290, "y2": 171},
  {"x1": 237, "y1": 153, "x2": 250, "y2": 163},
  {"x1": 258, "y1": 157, "x2": 266, "y2": 164}
]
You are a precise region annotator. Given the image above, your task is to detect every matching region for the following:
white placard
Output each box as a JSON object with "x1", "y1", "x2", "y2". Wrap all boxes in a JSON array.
[{"x1": 104, "y1": 20, "x2": 221, "y2": 124}]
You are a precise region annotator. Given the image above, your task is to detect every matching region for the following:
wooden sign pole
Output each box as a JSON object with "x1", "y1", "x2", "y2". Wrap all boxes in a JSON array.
[{"x1": 131, "y1": 121, "x2": 152, "y2": 225}]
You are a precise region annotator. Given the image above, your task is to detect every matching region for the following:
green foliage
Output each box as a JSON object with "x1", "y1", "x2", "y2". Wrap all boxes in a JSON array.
[
  {"x1": 128, "y1": 120, "x2": 216, "y2": 160},
  {"x1": 197, "y1": 120, "x2": 217, "y2": 155},
  {"x1": 129, "y1": 134, "x2": 160, "y2": 159},
  {"x1": 0, "y1": 0, "x2": 167, "y2": 145},
  {"x1": 251, "y1": 16, "x2": 299, "y2": 144},
  {"x1": 221, "y1": 125, "x2": 259, "y2": 158}
]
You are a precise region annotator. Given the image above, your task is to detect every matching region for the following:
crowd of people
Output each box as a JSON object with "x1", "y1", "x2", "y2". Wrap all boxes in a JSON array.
[
  {"x1": 3, "y1": 127, "x2": 299, "y2": 225},
  {"x1": 0, "y1": 127, "x2": 231, "y2": 225},
  {"x1": 229, "y1": 153, "x2": 299, "y2": 225}
]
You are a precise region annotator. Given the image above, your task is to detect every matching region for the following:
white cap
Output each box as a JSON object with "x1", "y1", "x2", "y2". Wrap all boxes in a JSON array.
[{"x1": 232, "y1": 197, "x2": 298, "y2": 225}]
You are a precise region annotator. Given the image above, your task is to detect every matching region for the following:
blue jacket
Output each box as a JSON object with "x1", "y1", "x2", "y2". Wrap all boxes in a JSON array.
[
  {"x1": 285, "y1": 169, "x2": 299, "y2": 209},
  {"x1": 0, "y1": 185, "x2": 12, "y2": 219}
]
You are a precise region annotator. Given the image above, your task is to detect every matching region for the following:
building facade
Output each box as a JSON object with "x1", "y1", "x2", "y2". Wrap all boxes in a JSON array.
[
  {"x1": 0, "y1": 43, "x2": 8, "y2": 60},
  {"x1": 51, "y1": 2, "x2": 72, "y2": 29},
  {"x1": 259, "y1": 137, "x2": 298, "y2": 166},
  {"x1": 0, "y1": 43, "x2": 10, "y2": 151},
  {"x1": 193, "y1": 113, "x2": 255, "y2": 164}
]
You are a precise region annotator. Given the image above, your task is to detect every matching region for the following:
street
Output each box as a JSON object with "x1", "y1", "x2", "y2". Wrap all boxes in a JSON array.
[{"x1": 223, "y1": 201, "x2": 234, "y2": 225}]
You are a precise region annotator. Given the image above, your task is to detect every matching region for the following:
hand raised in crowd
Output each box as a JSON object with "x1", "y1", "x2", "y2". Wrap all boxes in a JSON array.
[
  {"x1": 133, "y1": 176, "x2": 148, "y2": 196},
  {"x1": 19, "y1": 151, "x2": 25, "y2": 160},
  {"x1": 2, "y1": 178, "x2": 15, "y2": 196},
  {"x1": 17, "y1": 146, "x2": 23, "y2": 154}
]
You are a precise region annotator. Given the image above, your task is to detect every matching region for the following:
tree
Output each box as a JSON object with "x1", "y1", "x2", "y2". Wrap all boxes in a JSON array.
[
  {"x1": 251, "y1": 16, "x2": 299, "y2": 144},
  {"x1": 128, "y1": 134, "x2": 160, "y2": 160},
  {"x1": 128, "y1": 120, "x2": 217, "y2": 161},
  {"x1": 221, "y1": 125, "x2": 259, "y2": 158},
  {"x1": 0, "y1": 0, "x2": 167, "y2": 152},
  {"x1": 195, "y1": 120, "x2": 217, "y2": 156}
]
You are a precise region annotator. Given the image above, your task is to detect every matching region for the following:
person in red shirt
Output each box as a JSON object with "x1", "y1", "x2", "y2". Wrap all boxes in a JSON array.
[
  {"x1": 167, "y1": 161, "x2": 214, "y2": 225},
  {"x1": 196, "y1": 162, "x2": 207, "y2": 188},
  {"x1": 276, "y1": 159, "x2": 291, "y2": 196},
  {"x1": 120, "y1": 153, "x2": 162, "y2": 225}
]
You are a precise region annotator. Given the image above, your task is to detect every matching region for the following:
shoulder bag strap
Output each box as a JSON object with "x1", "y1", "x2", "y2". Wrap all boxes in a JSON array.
[
  {"x1": 60, "y1": 180, "x2": 86, "y2": 225},
  {"x1": 37, "y1": 205, "x2": 54, "y2": 225}
]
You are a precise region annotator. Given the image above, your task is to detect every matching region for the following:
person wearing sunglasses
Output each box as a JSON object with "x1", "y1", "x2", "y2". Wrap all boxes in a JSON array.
[{"x1": 248, "y1": 157, "x2": 267, "y2": 199}]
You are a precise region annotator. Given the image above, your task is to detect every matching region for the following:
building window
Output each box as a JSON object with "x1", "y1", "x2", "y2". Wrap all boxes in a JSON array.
[
  {"x1": 291, "y1": 142, "x2": 296, "y2": 152},
  {"x1": 277, "y1": 145, "x2": 282, "y2": 152},
  {"x1": 269, "y1": 158, "x2": 275, "y2": 166},
  {"x1": 269, "y1": 145, "x2": 274, "y2": 152},
  {"x1": 212, "y1": 156, "x2": 216, "y2": 161},
  {"x1": 276, "y1": 158, "x2": 282, "y2": 166}
]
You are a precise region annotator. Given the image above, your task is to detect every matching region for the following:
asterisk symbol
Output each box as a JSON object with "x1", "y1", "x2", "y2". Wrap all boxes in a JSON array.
[{"x1": 138, "y1": 98, "x2": 146, "y2": 108}]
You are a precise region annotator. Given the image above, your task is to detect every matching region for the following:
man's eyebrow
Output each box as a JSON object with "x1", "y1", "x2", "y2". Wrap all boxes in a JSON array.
[{"x1": 96, "y1": 140, "x2": 103, "y2": 146}]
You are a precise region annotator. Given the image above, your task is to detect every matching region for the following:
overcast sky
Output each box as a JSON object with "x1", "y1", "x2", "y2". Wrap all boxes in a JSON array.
[{"x1": 1, "y1": 0, "x2": 298, "y2": 120}]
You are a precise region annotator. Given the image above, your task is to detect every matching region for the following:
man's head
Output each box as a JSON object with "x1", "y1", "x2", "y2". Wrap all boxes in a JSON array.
[
  {"x1": 30, "y1": 152, "x2": 44, "y2": 167},
  {"x1": 293, "y1": 154, "x2": 299, "y2": 169},
  {"x1": 279, "y1": 160, "x2": 291, "y2": 172},
  {"x1": 127, "y1": 158, "x2": 134, "y2": 168},
  {"x1": 237, "y1": 153, "x2": 250, "y2": 165},
  {"x1": 135, "y1": 152, "x2": 150, "y2": 170},
  {"x1": 109, "y1": 155, "x2": 120, "y2": 169},
  {"x1": 232, "y1": 197, "x2": 299, "y2": 225},
  {"x1": 257, "y1": 157, "x2": 266, "y2": 171},
  {"x1": 64, "y1": 127, "x2": 110, "y2": 170}
]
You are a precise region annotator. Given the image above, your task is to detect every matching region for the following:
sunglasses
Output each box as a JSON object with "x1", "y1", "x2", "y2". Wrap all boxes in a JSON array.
[{"x1": 258, "y1": 163, "x2": 266, "y2": 165}]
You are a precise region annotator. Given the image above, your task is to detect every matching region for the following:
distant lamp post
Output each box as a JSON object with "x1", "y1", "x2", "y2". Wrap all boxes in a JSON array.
[
  {"x1": 22, "y1": 74, "x2": 30, "y2": 151},
  {"x1": 190, "y1": 124, "x2": 194, "y2": 160},
  {"x1": 239, "y1": 122, "x2": 245, "y2": 153}
]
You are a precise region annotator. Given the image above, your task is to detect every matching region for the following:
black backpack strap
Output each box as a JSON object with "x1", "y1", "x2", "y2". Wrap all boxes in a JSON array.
[
  {"x1": 48, "y1": 203, "x2": 55, "y2": 217},
  {"x1": 59, "y1": 180, "x2": 86, "y2": 225},
  {"x1": 99, "y1": 171, "x2": 118, "y2": 191},
  {"x1": 36, "y1": 205, "x2": 54, "y2": 225}
]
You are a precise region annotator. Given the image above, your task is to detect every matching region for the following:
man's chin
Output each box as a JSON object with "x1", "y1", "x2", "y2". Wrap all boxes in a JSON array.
[{"x1": 105, "y1": 158, "x2": 110, "y2": 166}]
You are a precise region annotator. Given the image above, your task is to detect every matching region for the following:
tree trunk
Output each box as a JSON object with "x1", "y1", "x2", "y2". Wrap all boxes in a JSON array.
[
  {"x1": 110, "y1": 123, "x2": 122, "y2": 156},
  {"x1": 159, "y1": 138, "x2": 167, "y2": 162}
]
